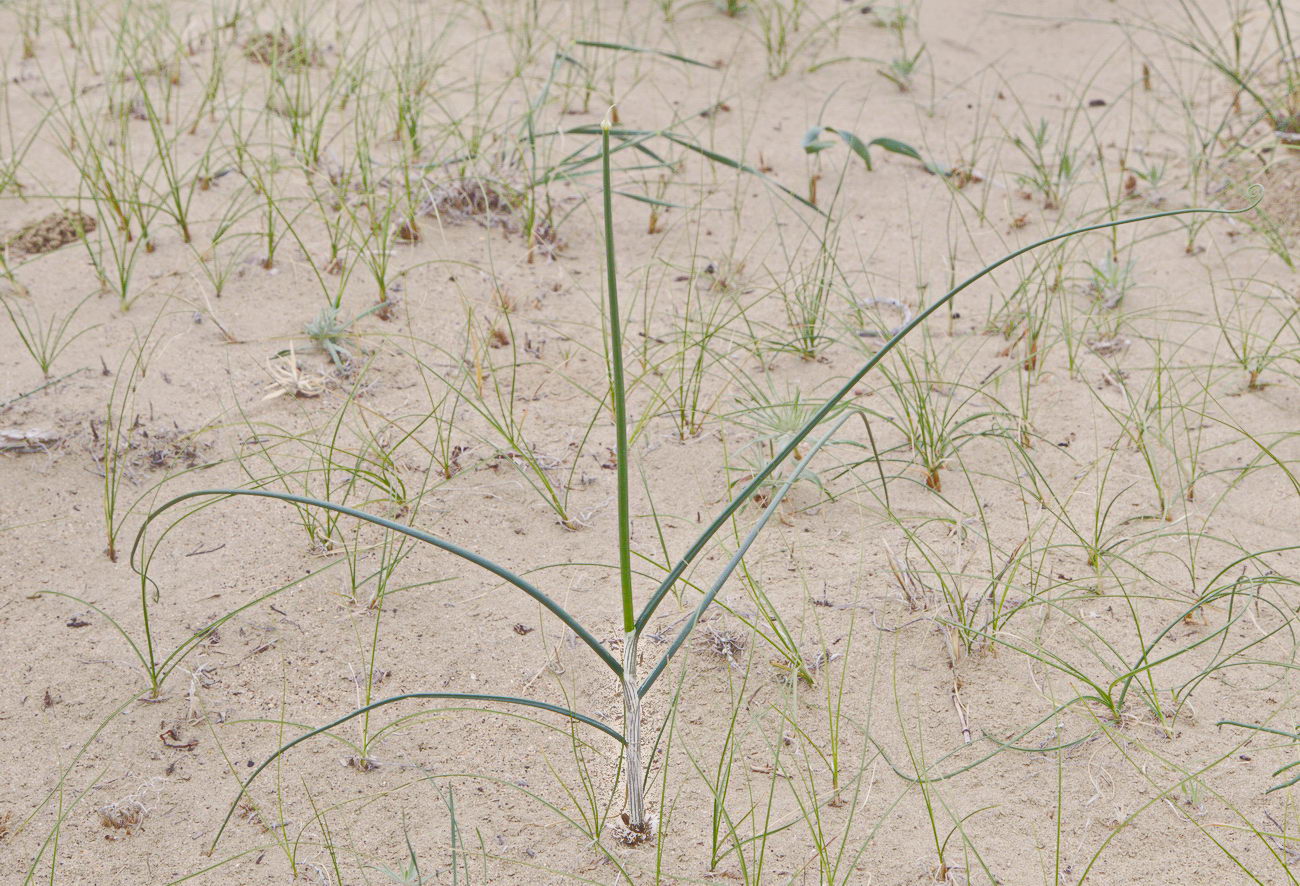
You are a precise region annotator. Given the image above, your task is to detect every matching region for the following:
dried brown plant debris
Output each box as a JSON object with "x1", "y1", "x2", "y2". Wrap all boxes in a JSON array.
[
  {"x1": 0, "y1": 427, "x2": 61, "y2": 453},
  {"x1": 611, "y1": 811, "x2": 656, "y2": 846},
  {"x1": 97, "y1": 780, "x2": 159, "y2": 838},
  {"x1": 243, "y1": 29, "x2": 319, "y2": 69},
  {"x1": 527, "y1": 218, "x2": 564, "y2": 260},
  {"x1": 159, "y1": 725, "x2": 199, "y2": 751},
  {"x1": 236, "y1": 799, "x2": 269, "y2": 831},
  {"x1": 394, "y1": 217, "x2": 422, "y2": 242},
  {"x1": 696, "y1": 623, "x2": 747, "y2": 667},
  {"x1": 97, "y1": 802, "x2": 148, "y2": 836},
  {"x1": 421, "y1": 178, "x2": 519, "y2": 227},
  {"x1": 345, "y1": 754, "x2": 380, "y2": 772},
  {"x1": 4, "y1": 210, "x2": 96, "y2": 257},
  {"x1": 86, "y1": 418, "x2": 210, "y2": 476},
  {"x1": 420, "y1": 178, "x2": 563, "y2": 259},
  {"x1": 264, "y1": 347, "x2": 331, "y2": 399}
]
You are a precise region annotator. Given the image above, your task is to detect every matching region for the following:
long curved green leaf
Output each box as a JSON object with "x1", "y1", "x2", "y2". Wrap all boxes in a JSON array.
[
  {"x1": 638, "y1": 413, "x2": 851, "y2": 696},
  {"x1": 575, "y1": 39, "x2": 716, "y2": 69},
  {"x1": 563, "y1": 124, "x2": 819, "y2": 211},
  {"x1": 211, "y1": 691, "x2": 623, "y2": 850},
  {"x1": 635, "y1": 189, "x2": 1263, "y2": 631},
  {"x1": 131, "y1": 488, "x2": 622, "y2": 677}
]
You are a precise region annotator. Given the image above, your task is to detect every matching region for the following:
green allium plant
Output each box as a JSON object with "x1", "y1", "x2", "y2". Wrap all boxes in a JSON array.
[{"x1": 126, "y1": 117, "x2": 1260, "y2": 847}]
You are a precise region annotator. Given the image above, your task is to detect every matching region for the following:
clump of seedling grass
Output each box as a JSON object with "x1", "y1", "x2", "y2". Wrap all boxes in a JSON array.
[
  {"x1": 303, "y1": 303, "x2": 385, "y2": 371},
  {"x1": 1086, "y1": 253, "x2": 1137, "y2": 310}
]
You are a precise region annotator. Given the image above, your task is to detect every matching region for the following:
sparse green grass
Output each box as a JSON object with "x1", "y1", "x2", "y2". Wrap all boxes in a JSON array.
[{"x1": 5, "y1": 2, "x2": 1300, "y2": 884}]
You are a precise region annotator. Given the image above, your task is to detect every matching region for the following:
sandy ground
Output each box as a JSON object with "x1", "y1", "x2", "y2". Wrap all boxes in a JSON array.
[{"x1": 2, "y1": 0, "x2": 1299, "y2": 883}]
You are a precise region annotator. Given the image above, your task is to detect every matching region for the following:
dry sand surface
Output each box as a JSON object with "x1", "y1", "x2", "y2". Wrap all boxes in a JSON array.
[{"x1": 2, "y1": 0, "x2": 1299, "y2": 883}]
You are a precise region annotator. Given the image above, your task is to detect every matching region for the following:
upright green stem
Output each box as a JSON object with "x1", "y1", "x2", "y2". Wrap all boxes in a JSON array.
[
  {"x1": 602, "y1": 110, "x2": 650, "y2": 838},
  {"x1": 602, "y1": 117, "x2": 635, "y2": 636}
]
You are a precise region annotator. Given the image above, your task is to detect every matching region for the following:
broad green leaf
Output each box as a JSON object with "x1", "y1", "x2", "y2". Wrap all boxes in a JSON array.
[{"x1": 801, "y1": 125, "x2": 836, "y2": 154}]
